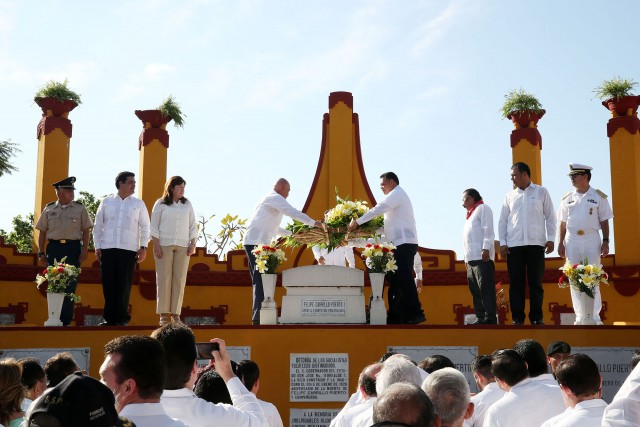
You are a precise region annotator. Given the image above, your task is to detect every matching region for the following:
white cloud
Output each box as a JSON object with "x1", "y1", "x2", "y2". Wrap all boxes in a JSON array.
[
  {"x1": 144, "y1": 63, "x2": 176, "y2": 81},
  {"x1": 410, "y1": 2, "x2": 462, "y2": 58}
]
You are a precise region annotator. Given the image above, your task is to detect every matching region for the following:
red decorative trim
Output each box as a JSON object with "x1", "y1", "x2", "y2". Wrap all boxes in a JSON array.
[
  {"x1": 602, "y1": 96, "x2": 640, "y2": 116},
  {"x1": 510, "y1": 128, "x2": 542, "y2": 149},
  {"x1": 507, "y1": 109, "x2": 545, "y2": 128},
  {"x1": 135, "y1": 110, "x2": 172, "y2": 128},
  {"x1": 37, "y1": 117, "x2": 72, "y2": 139},
  {"x1": 353, "y1": 113, "x2": 378, "y2": 205},
  {"x1": 607, "y1": 116, "x2": 640, "y2": 138},
  {"x1": 453, "y1": 303, "x2": 508, "y2": 325},
  {"x1": 35, "y1": 97, "x2": 78, "y2": 117},
  {"x1": 0, "y1": 302, "x2": 29, "y2": 324},
  {"x1": 138, "y1": 128, "x2": 169, "y2": 150},
  {"x1": 328, "y1": 92, "x2": 353, "y2": 110},
  {"x1": 182, "y1": 305, "x2": 228, "y2": 325},
  {"x1": 549, "y1": 301, "x2": 608, "y2": 325},
  {"x1": 302, "y1": 114, "x2": 329, "y2": 213}
]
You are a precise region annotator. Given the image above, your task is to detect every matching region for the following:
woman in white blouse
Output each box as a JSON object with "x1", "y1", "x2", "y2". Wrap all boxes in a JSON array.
[{"x1": 150, "y1": 176, "x2": 198, "y2": 326}]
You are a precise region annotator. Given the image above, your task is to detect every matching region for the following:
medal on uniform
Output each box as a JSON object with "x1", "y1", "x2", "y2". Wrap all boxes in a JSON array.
[{"x1": 589, "y1": 208, "x2": 593, "y2": 215}]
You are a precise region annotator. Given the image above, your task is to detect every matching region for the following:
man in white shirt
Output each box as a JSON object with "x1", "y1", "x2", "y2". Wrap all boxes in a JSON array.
[
  {"x1": 542, "y1": 354, "x2": 606, "y2": 427},
  {"x1": 464, "y1": 355, "x2": 505, "y2": 427},
  {"x1": 557, "y1": 163, "x2": 613, "y2": 325},
  {"x1": 93, "y1": 171, "x2": 151, "y2": 326},
  {"x1": 243, "y1": 178, "x2": 321, "y2": 324},
  {"x1": 351, "y1": 355, "x2": 424, "y2": 427},
  {"x1": 498, "y1": 162, "x2": 556, "y2": 325},
  {"x1": 547, "y1": 341, "x2": 572, "y2": 379},
  {"x1": 312, "y1": 245, "x2": 355, "y2": 268},
  {"x1": 349, "y1": 172, "x2": 425, "y2": 324},
  {"x1": 483, "y1": 349, "x2": 565, "y2": 427},
  {"x1": 152, "y1": 323, "x2": 268, "y2": 427},
  {"x1": 236, "y1": 359, "x2": 284, "y2": 427},
  {"x1": 602, "y1": 362, "x2": 640, "y2": 426},
  {"x1": 99, "y1": 335, "x2": 188, "y2": 427},
  {"x1": 423, "y1": 367, "x2": 474, "y2": 427},
  {"x1": 330, "y1": 363, "x2": 382, "y2": 427},
  {"x1": 462, "y1": 188, "x2": 497, "y2": 325},
  {"x1": 373, "y1": 382, "x2": 436, "y2": 427},
  {"x1": 514, "y1": 339, "x2": 562, "y2": 387}
]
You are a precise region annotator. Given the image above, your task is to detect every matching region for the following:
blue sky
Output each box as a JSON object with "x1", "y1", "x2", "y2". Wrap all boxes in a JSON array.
[{"x1": 1, "y1": 0, "x2": 638, "y2": 258}]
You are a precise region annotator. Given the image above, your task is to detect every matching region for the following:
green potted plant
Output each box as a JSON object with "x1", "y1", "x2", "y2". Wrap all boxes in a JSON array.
[
  {"x1": 593, "y1": 76, "x2": 639, "y2": 116},
  {"x1": 501, "y1": 89, "x2": 545, "y2": 128},
  {"x1": 135, "y1": 95, "x2": 186, "y2": 129},
  {"x1": 34, "y1": 79, "x2": 81, "y2": 117}
]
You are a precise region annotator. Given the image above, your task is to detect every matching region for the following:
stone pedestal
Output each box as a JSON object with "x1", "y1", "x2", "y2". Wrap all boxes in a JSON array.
[{"x1": 279, "y1": 266, "x2": 365, "y2": 324}]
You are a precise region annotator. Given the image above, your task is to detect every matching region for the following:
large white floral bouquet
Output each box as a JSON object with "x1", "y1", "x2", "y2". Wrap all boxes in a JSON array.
[
  {"x1": 558, "y1": 258, "x2": 608, "y2": 299},
  {"x1": 252, "y1": 244, "x2": 287, "y2": 274},
  {"x1": 285, "y1": 195, "x2": 384, "y2": 251},
  {"x1": 361, "y1": 243, "x2": 397, "y2": 274},
  {"x1": 35, "y1": 257, "x2": 81, "y2": 301}
]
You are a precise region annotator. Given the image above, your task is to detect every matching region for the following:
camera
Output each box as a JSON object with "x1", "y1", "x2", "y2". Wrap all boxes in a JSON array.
[{"x1": 195, "y1": 342, "x2": 220, "y2": 359}]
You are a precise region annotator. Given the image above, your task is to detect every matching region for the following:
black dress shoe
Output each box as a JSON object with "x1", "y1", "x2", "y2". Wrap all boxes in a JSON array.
[
  {"x1": 512, "y1": 320, "x2": 524, "y2": 325},
  {"x1": 480, "y1": 317, "x2": 498, "y2": 325},
  {"x1": 98, "y1": 321, "x2": 115, "y2": 326},
  {"x1": 405, "y1": 314, "x2": 427, "y2": 325},
  {"x1": 531, "y1": 320, "x2": 545, "y2": 325}
]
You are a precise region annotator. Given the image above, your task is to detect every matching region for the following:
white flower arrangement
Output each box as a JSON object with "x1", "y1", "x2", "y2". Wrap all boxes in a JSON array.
[
  {"x1": 35, "y1": 256, "x2": 81, "y2": 301},
  {"x1": 361, "y1": 242, "x2": 397, "y2": 274},
  {"x1": 252, "y1": 244, "x2": 287, "y2": 274},
  {"x1": 558, "y1": 258, "x2": 609, "y2": 299}
]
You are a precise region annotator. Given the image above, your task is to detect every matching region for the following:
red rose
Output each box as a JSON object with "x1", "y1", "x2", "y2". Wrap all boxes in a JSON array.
[
  {"x1": 572, "y1": 264, "x2": 578, "y2": 269},
  {"x1": 374, "y1": 244, "x2": 380, "y2": 249},
  {"x1": 603, "y1": 273, "x2": 608, "y2": 279},
  {"x1": 558, "y1": 276, "x2": 565, "y2": 284},
  {"x1": 366, "y1": 244, "x2": 372, "y2": 248},
  {"x1": 382, "y1": 248, "x2": 389, "y2": 253},
  {"x1": 42, "y1": 269, "x2": 47, "y2": 275},
  {"x1": 58, "y1": 267, "x2": 65, "y2": 273}
]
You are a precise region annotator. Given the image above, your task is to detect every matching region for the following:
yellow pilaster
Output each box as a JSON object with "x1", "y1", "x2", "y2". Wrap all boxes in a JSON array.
[
  {"x1": 33, "y1": 102, "x2": 76, "y2": 252},
  {"x1": 511, "y1": 138, "x2": 542, "y2": 185},
  {"x1": 302, "y1": 92, "x2": 378, "y2": 221},
  {"x1": 607, "y1": 116, "x2": 640, "y2": 265},
  {"x1": 138, "y1": 139, "x2": 167, "y2": 215},
  {"x1": 510, "y1": 127, "x2": 543, "y2": 185}
]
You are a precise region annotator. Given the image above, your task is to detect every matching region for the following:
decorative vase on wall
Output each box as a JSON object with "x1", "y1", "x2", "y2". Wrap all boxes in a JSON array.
[{"x1": 44, "y1": 293, "x2": 65, "y2": 326}]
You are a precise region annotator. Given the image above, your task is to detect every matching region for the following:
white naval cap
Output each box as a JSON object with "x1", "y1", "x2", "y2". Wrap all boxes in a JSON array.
[{"x1": 568, "y1": 163, "x2": 593, "y2": 176}]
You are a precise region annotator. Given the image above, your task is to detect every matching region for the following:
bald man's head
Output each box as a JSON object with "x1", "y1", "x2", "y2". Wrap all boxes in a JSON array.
[{"x1": 274, "y1": 178, "x2": 290, "y2": 198}]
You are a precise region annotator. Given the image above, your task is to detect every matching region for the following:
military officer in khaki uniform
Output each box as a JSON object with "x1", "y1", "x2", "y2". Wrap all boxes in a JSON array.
[
  {"x1": 557, "y1": 163, "x2": 613, "y2": 325},
  {"x1": 35, "y1": 177, "x2": 93, "y2": 326}
]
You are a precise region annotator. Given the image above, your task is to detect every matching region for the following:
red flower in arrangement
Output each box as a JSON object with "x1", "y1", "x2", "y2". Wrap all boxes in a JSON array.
[
  {"x1": 374, "y1": 244, "x2": 380, "y2": 249},
  {"x1": 58, "y1": 267, "x2": 65, "y2": 273},
  {"x1": 573, "y1": 264, "x2": 578, "y2": 269},
  {"x1": 382, "y1": 248, "x2": 389, "y2": 253},
  {"x1": 558, "y1": 275, "x2": 566, "y2": 285},
  {"x1": 365, "y1": 243, "x2": 372, "y2": 248},
  {"x1": 42, "y1": 269, "x2": 47, "y2": 275}
]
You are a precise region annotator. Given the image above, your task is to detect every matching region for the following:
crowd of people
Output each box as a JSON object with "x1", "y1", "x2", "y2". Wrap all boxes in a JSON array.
[
  {"x1": 0, "y1": 324, "x2": 284, "y2": 427},
  {"x1": 329, "y1": 339, "x2": 639, "y2": 427},
  {"x1": 1, "y1": 328, "x2": 639, "y2": 426}
]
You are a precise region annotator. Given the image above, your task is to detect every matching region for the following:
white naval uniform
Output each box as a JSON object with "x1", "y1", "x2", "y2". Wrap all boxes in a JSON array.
[{"x1": 558, "y1": 186, "x2": 613, "y2": 324}]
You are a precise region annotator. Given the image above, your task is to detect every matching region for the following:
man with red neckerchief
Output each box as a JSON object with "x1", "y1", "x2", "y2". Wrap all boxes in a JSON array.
[{"x1": 462, "y1": 188, "x2": 497, "y2": 325}]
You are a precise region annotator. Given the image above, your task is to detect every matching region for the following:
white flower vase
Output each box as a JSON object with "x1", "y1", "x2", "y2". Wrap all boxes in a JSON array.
[
  {"x1": 369, "y1": 272, "x2": 387, "y2": 325},
  {"x1": 260, "y1": 273, "x2": 278, "y2": 325},
  {"x1": 573, "y1": 290, "x2": 597, "y2": 326},
  {"x1": 44, "y1": 292, "x2": 65, "y2": 326}
]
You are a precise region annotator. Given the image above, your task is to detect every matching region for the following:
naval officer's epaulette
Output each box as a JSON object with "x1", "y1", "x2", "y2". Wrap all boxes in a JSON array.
[
  {"x1": 561, "y1": 191, "x2": 572, "y2": 200},
  {"x1": 596, "y1": 189, "x2": 608, "y2": 199}
]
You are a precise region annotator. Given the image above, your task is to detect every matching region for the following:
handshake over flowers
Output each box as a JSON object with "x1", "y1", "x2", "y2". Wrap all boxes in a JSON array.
[{"x1": 243, "y1": 173, "x2": 426, "y2": 325}]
